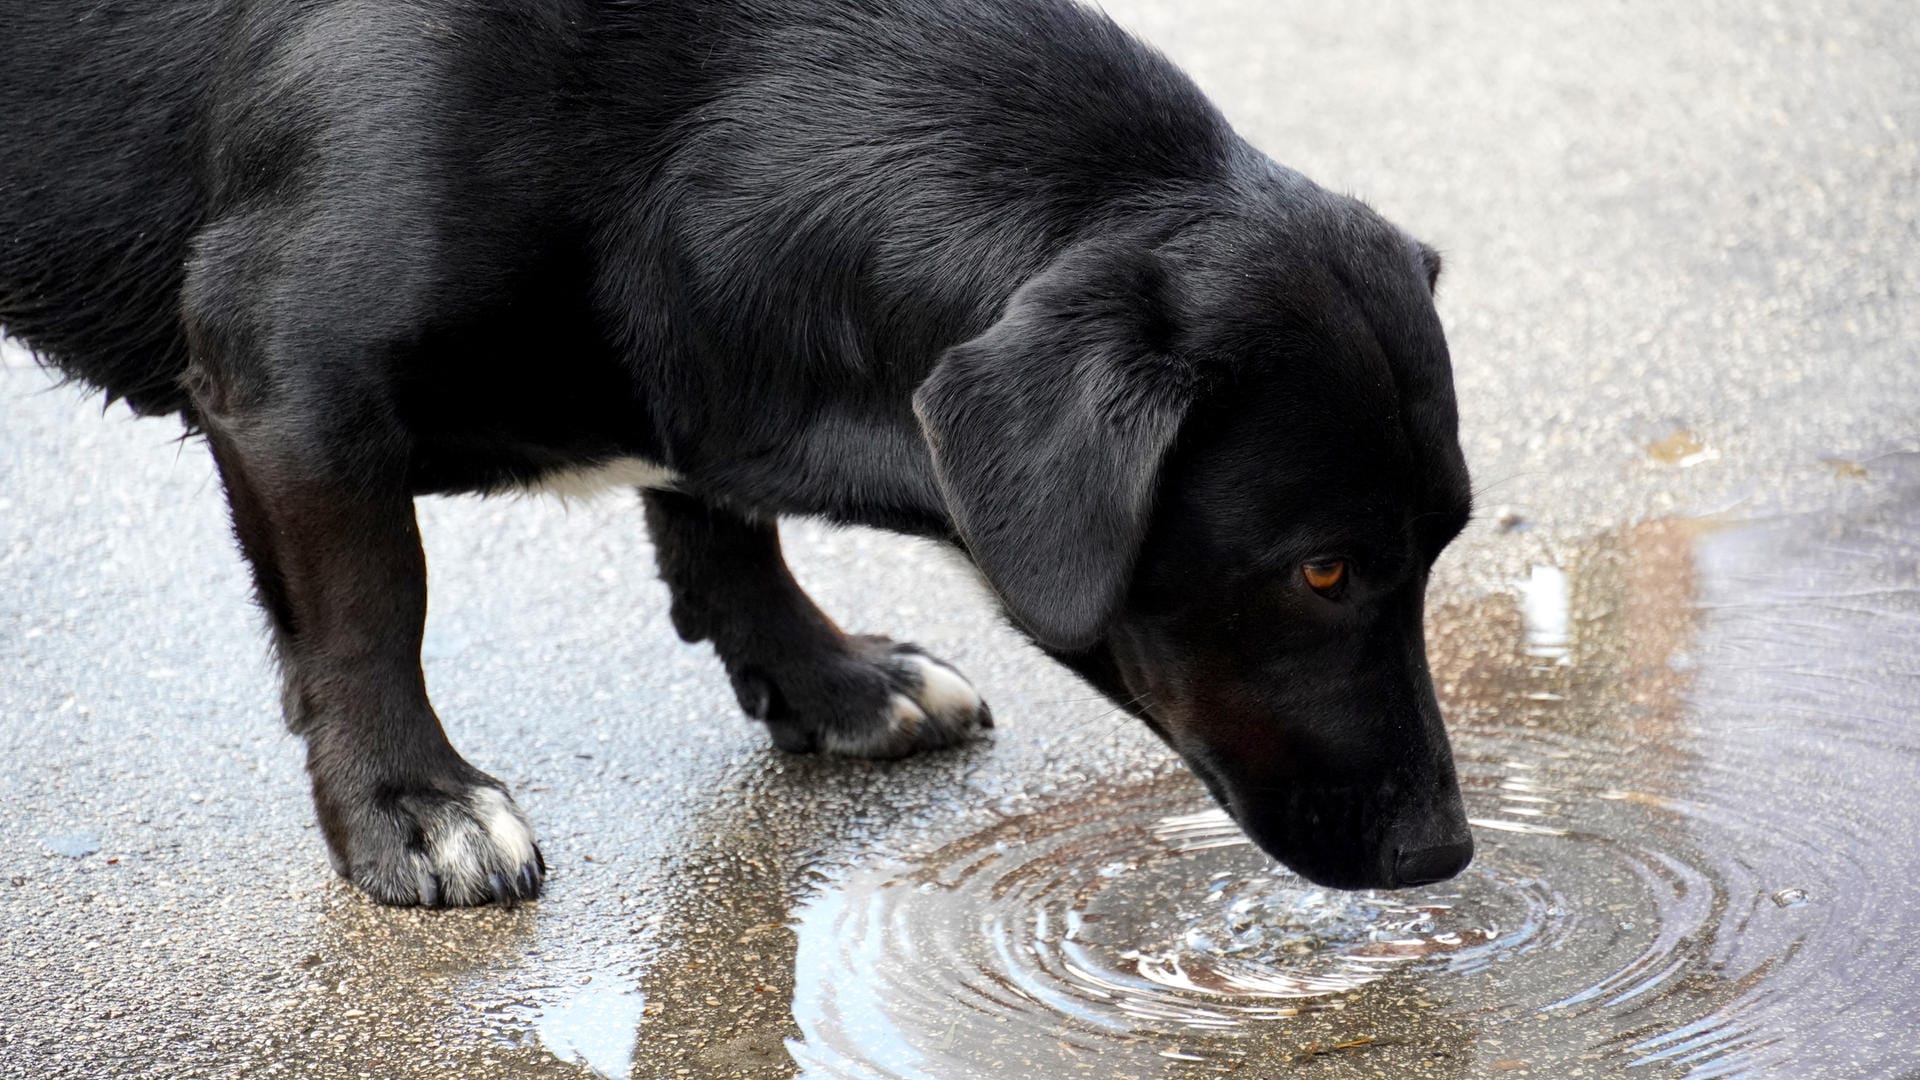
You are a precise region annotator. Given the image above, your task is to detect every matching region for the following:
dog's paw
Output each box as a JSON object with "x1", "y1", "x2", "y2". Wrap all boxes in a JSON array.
[
  {"x1": 323, "y1": 780, "x2": 546, "y2": 908},
  {"x1": 839, "y1": 644, "x2": 995, "y2": 758},
  {"x1": 730, "y1": 637, "x2": 993, "y2": 759}
]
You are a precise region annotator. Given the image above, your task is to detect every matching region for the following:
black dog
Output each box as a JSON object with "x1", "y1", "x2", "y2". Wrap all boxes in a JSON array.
[{"x1": 1, "y1": 0, "x2": 1474, "y2": 906}]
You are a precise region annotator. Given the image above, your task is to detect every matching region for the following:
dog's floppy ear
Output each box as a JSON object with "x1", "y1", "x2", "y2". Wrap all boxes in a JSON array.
[
  {"x1": 914, "y1": 237, "x2": 1201, "y2": 652},
  {"x1": 1418, "y1": 242, "x2": 1443, "y2": 294}
]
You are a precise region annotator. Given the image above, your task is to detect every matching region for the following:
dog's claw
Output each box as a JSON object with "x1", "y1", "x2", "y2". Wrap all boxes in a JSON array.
[
  {"x1": 416, "y1": 863, "x2": 442, "y2": 908},
  {"x1": 488, "y1": 871, "x2": 513, "y2": 907}
]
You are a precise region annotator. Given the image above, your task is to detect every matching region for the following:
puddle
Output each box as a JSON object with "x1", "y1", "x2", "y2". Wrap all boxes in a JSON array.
[
  {"x1": 791, "y1": 776, "x2": 1555, "y2": 1077},
  {"x1": 535, "y1": 986, "x2": 647, "y2": 1079},
  {"x1": 785, "y1": 455, "x2": 1920, "y2": 1078}
]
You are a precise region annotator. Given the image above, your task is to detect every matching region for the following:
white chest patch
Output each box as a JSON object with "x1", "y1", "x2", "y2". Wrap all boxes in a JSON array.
[{"x1": 522, "y1": 457, "x2": 679, "y2": 500}]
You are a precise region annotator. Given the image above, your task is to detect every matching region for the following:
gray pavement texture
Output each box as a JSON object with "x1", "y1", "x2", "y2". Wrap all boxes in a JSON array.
[{"x1": 3, "y1": 1, "x2": 1918, "y2": 1078}]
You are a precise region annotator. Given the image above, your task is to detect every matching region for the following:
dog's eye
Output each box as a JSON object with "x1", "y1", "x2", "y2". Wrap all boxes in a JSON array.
[{"x1": 1302, "y1": 559, "x2": 1348, "y2": 596}]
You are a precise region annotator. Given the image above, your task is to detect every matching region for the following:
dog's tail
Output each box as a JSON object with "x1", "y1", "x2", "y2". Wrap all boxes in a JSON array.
[{"x1": 0, "y1": 4, "x2": 216, "y2": 418}]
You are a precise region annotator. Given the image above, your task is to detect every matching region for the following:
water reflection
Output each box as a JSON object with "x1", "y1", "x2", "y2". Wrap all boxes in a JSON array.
[
  {"x1": 1517, "y1": 564, "x2": 1571, "y2": 664},
  {"x1": 536, "y1": 986, "x2": 646, "y2": 1078},
  {"x1": 784, "y1": 454, "x2": 1920, "y2": 1077}
]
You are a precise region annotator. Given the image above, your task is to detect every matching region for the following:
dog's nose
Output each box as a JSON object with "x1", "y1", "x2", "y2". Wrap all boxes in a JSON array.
[{"x1": 1394, "y1": 838, "x2": 1473, "y2": 886}]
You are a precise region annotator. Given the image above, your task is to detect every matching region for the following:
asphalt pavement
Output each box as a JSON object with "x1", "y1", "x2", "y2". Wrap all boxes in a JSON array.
[{"x1": 3, "y1": 1, "x2": 1916, "y2": 1077}]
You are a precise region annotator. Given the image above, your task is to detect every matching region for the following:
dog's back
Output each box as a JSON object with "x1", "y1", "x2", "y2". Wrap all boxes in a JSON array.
[
  {"x1": 0, "y1": 4, "x2": 220, "y2": 415},
  {"x1": 0, "y1": 0, "x2": 1232, "y2": 439}
]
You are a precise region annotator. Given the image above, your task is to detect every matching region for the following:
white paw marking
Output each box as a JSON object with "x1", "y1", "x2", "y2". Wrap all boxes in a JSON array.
[
  {"x1": 468, "y1": 787, "x2": 539, "y2": 868},
  {"x1": 902, "y1": 653, "x2": 984, "y2": 718},
  {"x1": 522, "y1": 457, "x2": 678, "y2": 501},
  {"x1": 421, "y1": 787, "x2": 538, "y2": 899}
]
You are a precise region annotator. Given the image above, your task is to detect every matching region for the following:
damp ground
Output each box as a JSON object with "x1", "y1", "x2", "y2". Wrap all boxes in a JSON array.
[{"x1": 4, "y1": 1, "x2": 1918, "y2": 1077}]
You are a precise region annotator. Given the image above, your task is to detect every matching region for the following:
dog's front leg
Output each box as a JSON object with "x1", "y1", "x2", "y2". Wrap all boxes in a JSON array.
[
  {"x1": 643, "y1": 491, "x2": 992, "y2": 757},
  {"x1": 190, "y1": 393, "x2": 545, "y2": 907}
]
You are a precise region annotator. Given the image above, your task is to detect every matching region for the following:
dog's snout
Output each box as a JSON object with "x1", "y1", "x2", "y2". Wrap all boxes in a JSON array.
[{"x1": 1393, "y1": 837, "x2": 1473, "y2": 887}]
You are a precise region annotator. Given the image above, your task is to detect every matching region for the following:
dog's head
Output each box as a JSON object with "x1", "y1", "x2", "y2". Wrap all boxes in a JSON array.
[{"x1": 916, "y1": 186, "x2": 1473, "y2": 889}]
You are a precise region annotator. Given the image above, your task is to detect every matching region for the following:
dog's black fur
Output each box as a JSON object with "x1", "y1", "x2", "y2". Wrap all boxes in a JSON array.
[{"x1": 2, "y1": 0, "x2": 1474, "y2": 904}]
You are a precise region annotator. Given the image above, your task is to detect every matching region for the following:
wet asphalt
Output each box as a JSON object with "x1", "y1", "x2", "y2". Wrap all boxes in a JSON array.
[{"x1": 2, "y1": 1, "x2": 1917, "y2": 1078}]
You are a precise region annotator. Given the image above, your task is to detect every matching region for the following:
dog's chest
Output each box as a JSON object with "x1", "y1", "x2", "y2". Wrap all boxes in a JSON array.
[{"x1": 521, "y1": 457, "x2": 680, "y2": 499}]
